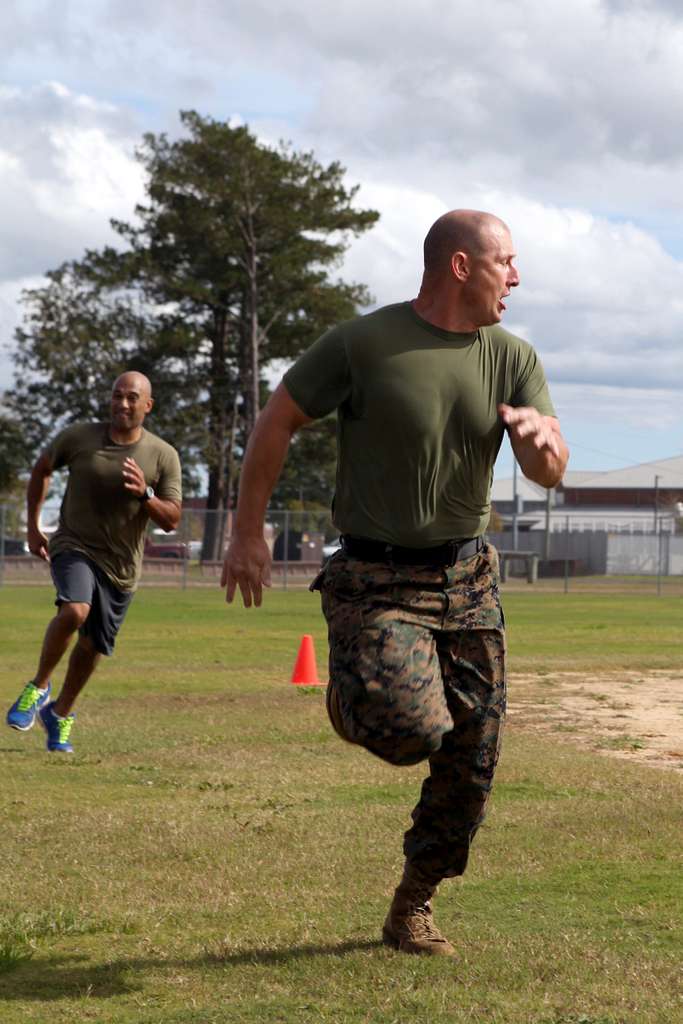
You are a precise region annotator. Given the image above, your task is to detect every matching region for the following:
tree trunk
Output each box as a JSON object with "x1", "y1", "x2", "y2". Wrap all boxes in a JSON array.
[
  {"x1": 219, "y1": 397, "x2": 240, "y2": 555},
  {"x1": 248, "y1": 267, "x2": 259, "y2": 439},
  {"x1": 201, "y1": 313, "x2": 230, "y2": 562},
  {"x1": 238, "y1": 184, "x2": 260, "y2": 440}
]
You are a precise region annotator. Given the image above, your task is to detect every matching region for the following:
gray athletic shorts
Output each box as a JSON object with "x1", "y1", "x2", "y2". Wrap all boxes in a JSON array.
[{"x1": 50, "y1": 551, "x2": 134, "y2": 656}]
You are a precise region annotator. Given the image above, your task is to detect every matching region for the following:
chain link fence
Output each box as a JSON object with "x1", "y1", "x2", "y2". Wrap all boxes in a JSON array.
[
  {"x1": 487, "y1": 521, "x2": 683, "y2": 595},
  {"x1": 0, "y1": 506, "x2": 336, "y2": 590},
  {"x1": 1, "y1": 504, "x2": 682, "y2": 595}
]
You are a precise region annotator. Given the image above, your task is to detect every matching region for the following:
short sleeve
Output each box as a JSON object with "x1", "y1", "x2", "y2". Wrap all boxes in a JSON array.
[
  {"x1": 511, "y1": 345, "x2": 556, "y2": 417},
  {"x1": 283, "y1": 325, "x2": 352, "y2": 419},
  {"x1": 155, "y1": 446, "x2": 183, "y2": 503},
  {"x1": 43, "y1": 424, "x2": 86, "y2": 471}
]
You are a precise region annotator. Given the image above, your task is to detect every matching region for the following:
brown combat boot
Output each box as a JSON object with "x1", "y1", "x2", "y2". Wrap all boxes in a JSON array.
[
  {"x1": 325, "y1": 681, "x2": 356, "y2": 744},
  {"x1": 382, "y1": 863, "x2": 456, "y2": 957}
]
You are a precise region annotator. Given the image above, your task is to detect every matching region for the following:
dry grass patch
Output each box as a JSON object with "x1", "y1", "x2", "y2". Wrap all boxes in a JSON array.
[{"x1": 508, "y1": 670, "x2": 683, "y2": 771}]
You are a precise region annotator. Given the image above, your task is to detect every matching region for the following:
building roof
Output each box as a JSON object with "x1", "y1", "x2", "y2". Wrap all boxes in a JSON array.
[
  {"x1": 491, "y1": 476, "x2": 546, "y2": 501},
  {"x1": 560, "y1": 470, "x2": 601, "y2": 486},
  {"x1": 561, "y1": 455, "x2": 683, "y2": 490},
  {"x1": 494, "y1": 454, "x2": 683, "y2": 498}
]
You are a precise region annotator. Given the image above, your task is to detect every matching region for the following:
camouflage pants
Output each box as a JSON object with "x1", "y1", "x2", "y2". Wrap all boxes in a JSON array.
[{"x1": 311, "y1": 543, "x2": 506, "y2": 882}]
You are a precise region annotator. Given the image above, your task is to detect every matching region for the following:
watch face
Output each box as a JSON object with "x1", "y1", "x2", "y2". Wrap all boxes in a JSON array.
[{"x1": 144, "y1": 485, "x2": 154, "y2": 500}]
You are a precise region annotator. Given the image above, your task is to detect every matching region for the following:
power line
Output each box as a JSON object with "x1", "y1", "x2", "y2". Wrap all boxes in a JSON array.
[
  {"x1": 564, "y1": 440, "x2": 641, "y2": 466},
  {"x1": 565, "y1": 439, "x2": 683, "y2": 481}
]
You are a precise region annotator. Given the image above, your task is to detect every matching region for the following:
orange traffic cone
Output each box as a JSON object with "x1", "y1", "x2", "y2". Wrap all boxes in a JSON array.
[{"x1": 291, "y1": 634, "x2": 323, "y2": 686}]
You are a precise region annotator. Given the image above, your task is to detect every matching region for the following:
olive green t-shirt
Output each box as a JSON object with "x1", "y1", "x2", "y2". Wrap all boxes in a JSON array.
[
  {"x1": 283, "y1": 302, "x2": 555, "y2": 545},
  {"x1": 46, "y1": 423, "x2": 182, "y2": 591}
]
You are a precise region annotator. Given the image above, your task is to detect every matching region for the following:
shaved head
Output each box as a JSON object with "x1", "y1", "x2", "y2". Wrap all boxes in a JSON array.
[
  {"x1": 112, "y1": 371, "x2": 152, "y2": 399},
  {"x1": 423, "y1": 210, "x2": 509, "y2": 275},
  {"x1": 110, "y1": 371, "x2": 154, "y2": 439}
]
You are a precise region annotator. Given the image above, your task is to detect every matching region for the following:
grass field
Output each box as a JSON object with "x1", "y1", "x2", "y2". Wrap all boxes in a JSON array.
[{"x1": 0, "y1": 586, "x2": 681, "y2": 1024}]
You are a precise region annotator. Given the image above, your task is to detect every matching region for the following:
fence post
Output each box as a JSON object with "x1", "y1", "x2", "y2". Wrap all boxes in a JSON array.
[
  {"x1": 181, "y1": 509, "x2": 189, "y2": 591},
  {"x1": 564, "y1": 514, "x2": 569, "y2": 594},
  {"x1": 0, "y1": 504, "x2": 5, "y2": 589},
  {"x1": 512, "y1": 458, "x2": 518, "y2": 552},
  {"x1": 544, "y1": 487, "x2": 553, "y2": 561},
  {"x1": 656, "y1": 523, "x2": 662, "y2": 597},
  {"x1": 283, "y1": 509, "x2": 289, "y2": 591}
]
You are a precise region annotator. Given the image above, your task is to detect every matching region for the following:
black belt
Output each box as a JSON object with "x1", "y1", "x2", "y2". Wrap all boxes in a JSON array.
[{"x1": 340, "y1": 534, "x2": 485, "y2": 567}]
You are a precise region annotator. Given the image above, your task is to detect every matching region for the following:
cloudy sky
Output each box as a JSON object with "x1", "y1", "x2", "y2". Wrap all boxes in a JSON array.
[{"x1": 3, "y1": 0, "x2": 683, "y2": 477}]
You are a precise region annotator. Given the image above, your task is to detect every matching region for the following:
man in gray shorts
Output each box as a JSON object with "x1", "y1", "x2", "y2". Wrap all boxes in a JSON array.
[
  {"x1": 6, "y1": 371, "x2": 182, "y2": 752},
  {"x1": 221, "y1": 210, "x2": 568, "y2": 956}
]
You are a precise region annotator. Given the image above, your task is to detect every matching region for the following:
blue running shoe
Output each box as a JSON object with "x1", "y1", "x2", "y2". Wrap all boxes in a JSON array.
[
  {"x1": 7, "y1": 681, "x2": 51, "y2": 731},
  {"x1": 39, "y1": 701, "x2": 75, "y2": 753}
]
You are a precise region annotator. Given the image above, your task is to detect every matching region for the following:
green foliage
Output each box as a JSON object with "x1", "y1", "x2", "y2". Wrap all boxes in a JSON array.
[
  {"x1": 0, "y1": 413, "x2": 28, "y2": 493},
  {"x1": 271, "y1": 413, "x2": 338, "y2": 509},
  {"x1": 5, "y1": 111, "x2": 379, "y2": 515},
  {"x1": 0, "y1": 491, "x2": 24, "y2": 542},
  {"x1": 5, "y1": 244, "x2": 212, "y2": 497},
  {"x1": 488, "y1": 503, "x2": 504, "y2": 532}
]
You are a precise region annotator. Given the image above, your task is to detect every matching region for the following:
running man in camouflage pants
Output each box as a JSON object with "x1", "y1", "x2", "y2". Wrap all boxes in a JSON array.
[
  {"x1": 222, "y1": 209, "x2": 568, "y2": 957},
  {"x1": 317, "y1": 545, "x2": 505, "y2": 872}
]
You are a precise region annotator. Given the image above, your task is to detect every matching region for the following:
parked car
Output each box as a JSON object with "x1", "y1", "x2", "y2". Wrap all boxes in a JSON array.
[
  {"x1": 143, "y1": 536, "x2": 190, "y2": 560},
  {"x1": 2, "y1": 538, "x2": 29, "y2": 556}
]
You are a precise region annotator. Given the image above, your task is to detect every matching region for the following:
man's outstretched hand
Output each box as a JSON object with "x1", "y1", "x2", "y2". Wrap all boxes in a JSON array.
[
  {"x1": 221, "y1": 534, "x2": 272, "y2": 608},
  {"x1": 498, "y1": 404, "x2": 560, "y2": 457}
]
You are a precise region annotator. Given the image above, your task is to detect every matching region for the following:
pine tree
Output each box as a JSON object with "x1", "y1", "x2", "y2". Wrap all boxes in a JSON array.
[{"x1": 5, "y1": 111, "x2": 379, "y2": 557}]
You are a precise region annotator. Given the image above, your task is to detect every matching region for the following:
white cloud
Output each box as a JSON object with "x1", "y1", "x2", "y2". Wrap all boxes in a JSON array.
[
  {"x1": 339, "y1": 181, "x2": 683, "y2": 392},
  {"x1": 553, "y1": 381, "x2": 683, "y2": 431},
  {"x1": 0, "y1": 82, "x2": 144, "y2": 278},
  {"x1": 35, "y1": 121, "x2": 143, "y2": 224},
  {"x1": 0, "y1": 82, "x2": 145, "y2": 387},
  {"x1": 5, "y1": 3, "x2": 683, "y2": 225},
  {"x1": 340, "y1": 182, "x2": 445, "y2": 304},
  {"x1": 0, "y1": 275, "x2": 44, "y2": 391}
]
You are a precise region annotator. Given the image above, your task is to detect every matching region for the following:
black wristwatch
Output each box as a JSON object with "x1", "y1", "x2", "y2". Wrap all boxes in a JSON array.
[{"x1": 140, "y1": 485, "x2": 155, "y2": 502}]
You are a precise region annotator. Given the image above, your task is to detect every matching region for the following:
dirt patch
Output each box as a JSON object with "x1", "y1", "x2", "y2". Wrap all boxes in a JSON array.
[{"x1": 507, "y1": 670, "x2": 683, "y2": 771}]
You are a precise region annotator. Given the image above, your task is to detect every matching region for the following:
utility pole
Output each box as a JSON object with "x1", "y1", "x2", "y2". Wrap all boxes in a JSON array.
[
  {"x1": 512, "y1": 458, "x2": 518, "y2": 551},
  {"x1": 544, "y1": 487, "x2": 553, "y2": 561}
]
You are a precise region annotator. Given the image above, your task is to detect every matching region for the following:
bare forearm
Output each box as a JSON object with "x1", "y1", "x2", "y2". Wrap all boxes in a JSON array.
[
  {"x1": 516, "y1": 447, "x2": 567, "y2": 487},
  {"x1": 146, "y1": 498, "x2": 181, "y2": 532},
  {"x1": 499, "y1": 407, "x2": 569, "y2": 488},
  {"x1": 25, "y1": 456, "x2": 53, "y2": 560},
  {"x1": 234, "y1": 414, "x2": 293, "y2": 537},
  {"x1": 26, "y1": 462, "x2": 51, "y2": 527},
  {"x1": 221, "y1": 383, "x2": 312, "y2": 608},
  {"x1": 514, "y1": 425, "x2": 569, "y2": 488}
]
